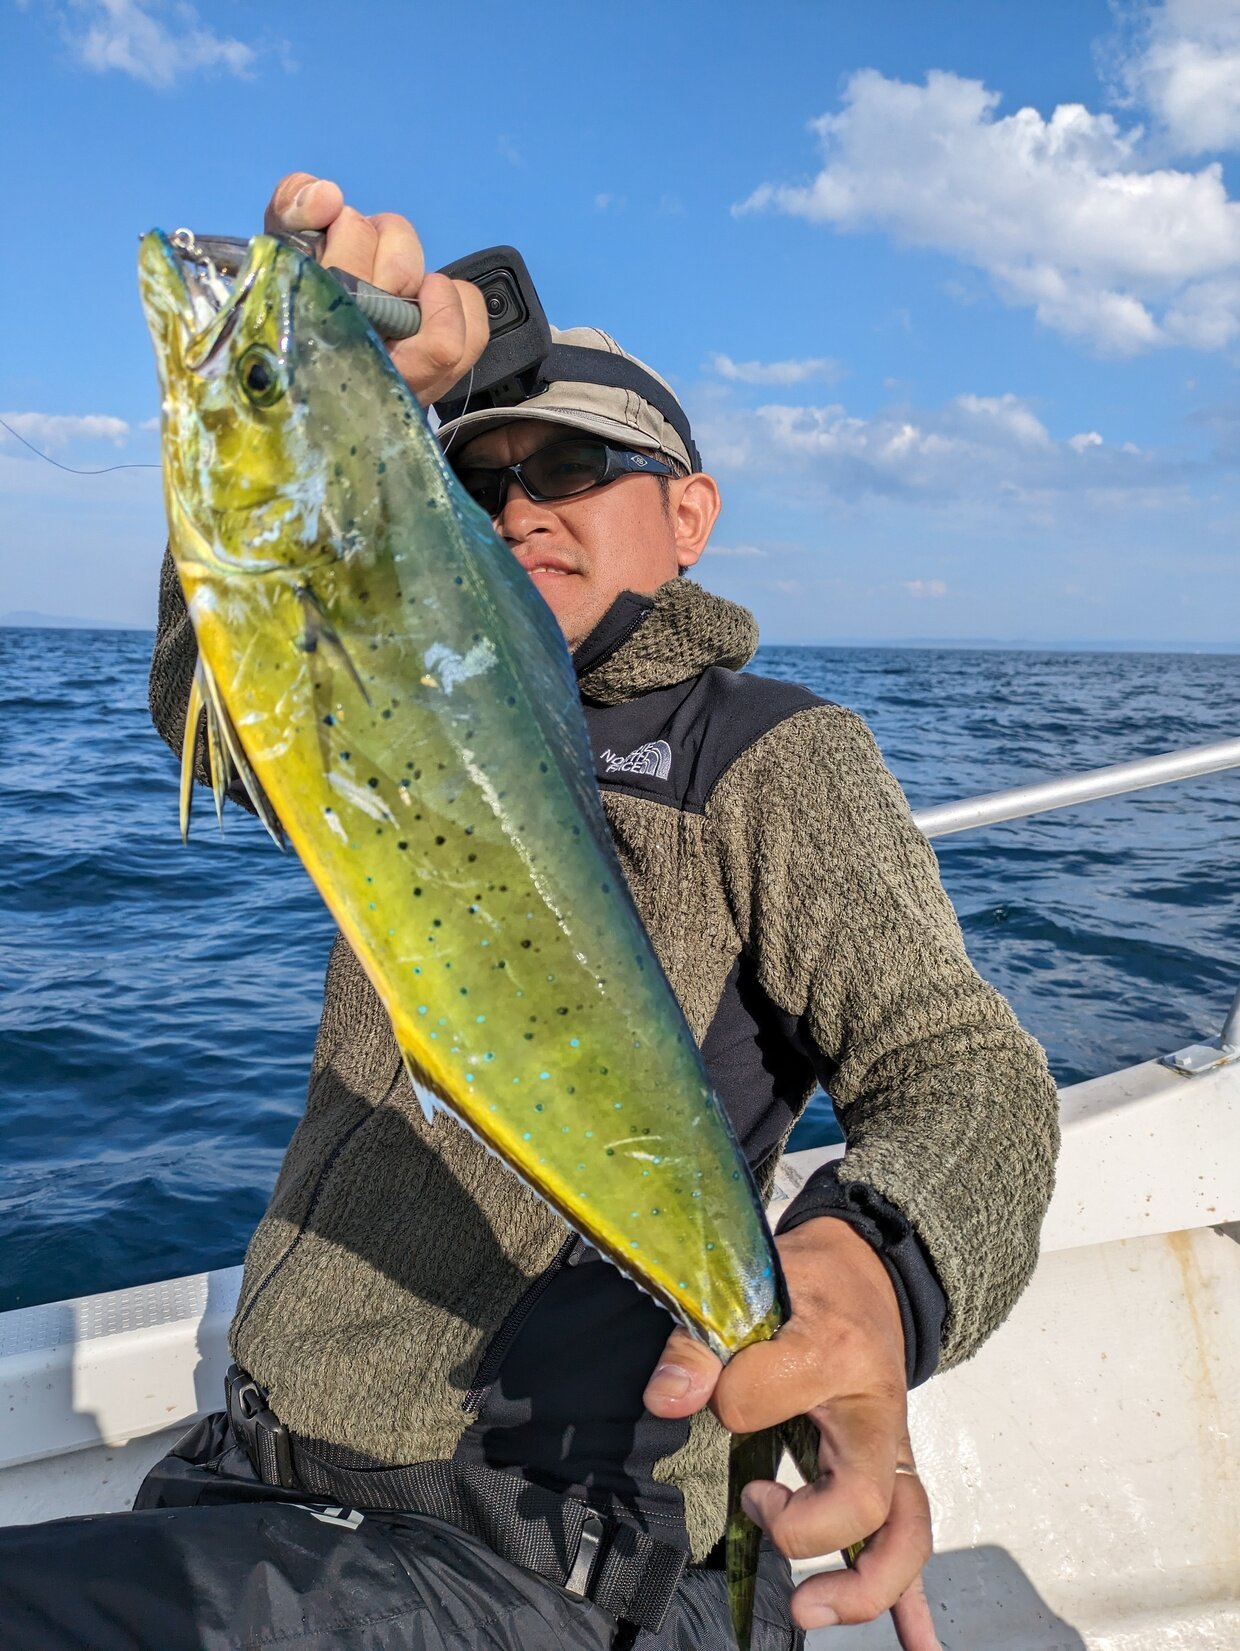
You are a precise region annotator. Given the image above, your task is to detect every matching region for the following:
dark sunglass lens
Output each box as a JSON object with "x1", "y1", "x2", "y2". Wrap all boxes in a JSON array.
[
  {"x1": 456, "y1": 469, "x2": 503, "y2": 514},
  {"x1": 524, "y1": 439, "x2": 609, "y2": 498}
]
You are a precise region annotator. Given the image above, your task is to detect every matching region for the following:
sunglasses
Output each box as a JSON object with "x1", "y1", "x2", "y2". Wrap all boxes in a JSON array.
[{"x1": 451, "y1": 436, "x2": 674, "y2": 517}]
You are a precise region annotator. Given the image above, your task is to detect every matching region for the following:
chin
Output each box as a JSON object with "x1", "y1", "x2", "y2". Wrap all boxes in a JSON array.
[{"x1": 530, "y1": 580, "x2": 591, "y2": 646}]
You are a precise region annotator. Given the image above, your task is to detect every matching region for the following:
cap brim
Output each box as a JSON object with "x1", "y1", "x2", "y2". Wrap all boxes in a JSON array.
[{"x1": 436, "y1": 402, "x2": 662, "y2": 455}]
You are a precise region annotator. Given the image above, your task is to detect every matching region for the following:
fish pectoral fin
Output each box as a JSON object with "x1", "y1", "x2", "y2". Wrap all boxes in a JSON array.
[
  {"x1": 179, "y1": 663, "x2": 205, "y2": 843},
  {"x1": 201, "y1": 664, "x2": 235, "y2": 831},
  {"x1": 297, "y1": 585, "x2": 372, "y2": 706},
  {"x1": 196, "y1": 658, "x2": 286, "y2": 850},
  {"x1": 400, "y1": 1047, "x2": 452, "y2": 1127}
]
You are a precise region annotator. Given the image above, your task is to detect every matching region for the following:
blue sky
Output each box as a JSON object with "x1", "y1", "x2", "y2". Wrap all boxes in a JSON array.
[{"x1": 2, "y1": 0, "x2": 1239, "y2": 644}]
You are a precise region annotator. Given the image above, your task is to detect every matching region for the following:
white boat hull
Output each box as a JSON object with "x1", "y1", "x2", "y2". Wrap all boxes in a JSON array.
[{"x1": 2, "y1": 1054, "x2": 1238, "y2": 1648}]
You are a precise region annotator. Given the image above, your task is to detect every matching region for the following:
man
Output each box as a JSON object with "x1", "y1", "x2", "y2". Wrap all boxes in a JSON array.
[{"x1": 0, "y1": 175, "x2": 1058, "y2": 1651}]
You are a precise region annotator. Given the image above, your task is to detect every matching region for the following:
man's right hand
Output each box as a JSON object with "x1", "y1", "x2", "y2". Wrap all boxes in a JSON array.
[{"x1": 264, "y1": 173, "x2": 490, "y2": 408}]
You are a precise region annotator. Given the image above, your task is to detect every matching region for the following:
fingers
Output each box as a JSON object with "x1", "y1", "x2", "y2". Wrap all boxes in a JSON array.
[
  {"x1": 368, "y1": 212, "x2": 427, "y2": 298},
  {"x1": 264, "y1": 173, "x2": 343, "y2": 235},
  {"x1": 641, "y1": 1326, "x2": 722, "y2": 1418},
  {"x1": 391, "y1": 273, "x2": 490, "y2": 406},
  {"x1": 259, "y1": 176, "x2": 489, "y2": 406},
  {"x1": 266, "y1": 177, "x2": 423, "y2": 292},
  {"x1": 785, "y1": 1467, "x2": 935, "y2": 1636},
  {"x1": 740, "y1": 1402, "x2": 900, "y2": 1558},
  {"x1": 712, "y1": 1307, "x2": 904, "y2": 1437},
  {"x1": 890, "y1": 1568, "x2": 943, "y2": 1651}
]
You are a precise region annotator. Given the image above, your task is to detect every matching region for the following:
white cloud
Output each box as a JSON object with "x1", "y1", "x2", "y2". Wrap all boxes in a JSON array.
[
  {"x1": 901, "y1": 579, "x2": 948, "y2": 598},
  {"x1": 59, "y1": 0, "x2": 263, "y2": 89},
  {"x1": 953, "y1": 393, "x2": 1052, "y2": 448},
  {"x1": 736, "y1": 67, "x2": 1240, "y2": 355},
  {"x1": 498, "y1": 134, "x2": 523, "y2": 167},
  {"x1": 0, "y1": 411, "x2": 130, "y2": 447},
  {"x1": 1113, "y1": 0, "x2": 1240, "y2": 155},
  {"x1": 697, "y1": 386, "x2": 1175, "y2": 505},
  {"x1": 707, "y1": 542, "x2": 769, "y2": 558},
  {"x1": 708, "y1": 352, "x2": 844, "y2": 386}
]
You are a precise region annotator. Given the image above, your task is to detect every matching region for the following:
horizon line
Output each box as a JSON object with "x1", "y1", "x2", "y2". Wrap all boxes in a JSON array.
[{"x1": 2, "y1": 614, "x2": 1237, "y2": 656}]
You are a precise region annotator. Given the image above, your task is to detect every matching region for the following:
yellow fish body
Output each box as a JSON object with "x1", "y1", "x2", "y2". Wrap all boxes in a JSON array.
[{"x1": 138, "y1": 229, "x2": 782, "y2": 1369}]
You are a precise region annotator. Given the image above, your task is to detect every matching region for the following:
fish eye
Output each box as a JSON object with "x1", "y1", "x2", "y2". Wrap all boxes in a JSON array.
[{"x1": 238, "y1": 344, "x2": 284, "y2": 408}]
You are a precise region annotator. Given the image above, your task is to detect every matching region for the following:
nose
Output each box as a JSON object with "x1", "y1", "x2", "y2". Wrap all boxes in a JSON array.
[{"x1": 494, "y1": 474, "x2": 558, "y2": 542}]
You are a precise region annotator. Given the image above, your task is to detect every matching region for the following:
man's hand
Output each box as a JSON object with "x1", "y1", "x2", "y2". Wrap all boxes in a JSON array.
[
  {"x1": 263, "y1": 174, "x2": 490, "y2": 407},
  {"x1": 643, "y1": 1217, "x2": 941, "y2": 1647}
]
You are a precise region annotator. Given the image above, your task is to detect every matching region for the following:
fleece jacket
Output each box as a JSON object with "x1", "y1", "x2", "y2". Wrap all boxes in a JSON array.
[{"x1": 148, "y1": 555, "x2": 1060, "y2": 1560}]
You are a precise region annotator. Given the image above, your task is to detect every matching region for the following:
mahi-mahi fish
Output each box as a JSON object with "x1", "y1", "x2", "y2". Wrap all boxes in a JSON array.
[{"x1": 138, "y1": 228, "x2": 792, "y2": 1644}]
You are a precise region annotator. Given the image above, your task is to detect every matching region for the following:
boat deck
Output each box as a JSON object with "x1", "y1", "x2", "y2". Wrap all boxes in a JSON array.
[{"x1": 2, "y1": 1054, "x2": 1237, "y2": 1648}]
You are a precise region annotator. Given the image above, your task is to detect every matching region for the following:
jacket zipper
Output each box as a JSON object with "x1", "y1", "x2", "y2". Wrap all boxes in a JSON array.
[{"x1": 462, "y1": 1236, "x2": 577, "y2": 1412}]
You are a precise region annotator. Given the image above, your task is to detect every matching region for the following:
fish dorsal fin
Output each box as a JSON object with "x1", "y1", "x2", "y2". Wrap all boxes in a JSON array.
[{"x1": 400, "y1": 1047, "x2": 451, "y2": 1126}]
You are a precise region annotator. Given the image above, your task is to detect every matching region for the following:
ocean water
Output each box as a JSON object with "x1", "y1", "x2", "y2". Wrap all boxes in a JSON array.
[{"x1": 1, "y1": 627, "x2": 1237, "y2": 1313}]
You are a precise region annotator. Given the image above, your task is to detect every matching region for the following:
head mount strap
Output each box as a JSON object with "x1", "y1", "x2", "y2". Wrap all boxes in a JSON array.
[{"x1": 533, "y1": 345, "x2": 701, "y2": 472}]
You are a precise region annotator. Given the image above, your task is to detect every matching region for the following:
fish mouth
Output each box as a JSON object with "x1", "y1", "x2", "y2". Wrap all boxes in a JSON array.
[{"x1": 138, "y1": 229, "x2": 283, "y2": 376}]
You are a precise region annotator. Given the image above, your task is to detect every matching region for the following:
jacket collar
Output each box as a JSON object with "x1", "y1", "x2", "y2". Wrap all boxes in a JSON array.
[{"x1": 572, "y1": 578, "x2": 759, "y2": 706}]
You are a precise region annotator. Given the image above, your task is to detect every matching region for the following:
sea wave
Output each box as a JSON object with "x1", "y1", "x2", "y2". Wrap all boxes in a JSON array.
[{"x1": 1, "y1": 626, "x2": 1237, "y2": 1309}]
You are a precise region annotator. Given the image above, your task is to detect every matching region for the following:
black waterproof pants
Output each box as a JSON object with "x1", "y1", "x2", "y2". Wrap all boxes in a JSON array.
[{"x1": 0, "y1": 1417, "x2": 802, "y2": 1650}]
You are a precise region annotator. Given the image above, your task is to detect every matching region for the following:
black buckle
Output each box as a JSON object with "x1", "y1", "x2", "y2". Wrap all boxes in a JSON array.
[
  {"x1": 225, "y1": 1363, "x2": 296, "y2": 1490},
  {"x1": 564, "y1": 1510, "x2": 605, "y2": 1597}
]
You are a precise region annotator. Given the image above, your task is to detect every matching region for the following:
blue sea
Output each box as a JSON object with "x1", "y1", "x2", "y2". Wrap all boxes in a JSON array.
[{"x1": 2, "y1": 627, "x2": 1237, "y2": 1313}]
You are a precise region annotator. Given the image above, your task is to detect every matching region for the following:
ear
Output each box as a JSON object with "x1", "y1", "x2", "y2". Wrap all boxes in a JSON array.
[{"x1": 671, "y1": 472, "x2": 721, "y2": 572}]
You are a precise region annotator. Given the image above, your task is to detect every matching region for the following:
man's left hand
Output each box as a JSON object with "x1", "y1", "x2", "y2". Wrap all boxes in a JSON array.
[{"x1": 642, "y1": 1216, "x2": 941, "y2": 1647}]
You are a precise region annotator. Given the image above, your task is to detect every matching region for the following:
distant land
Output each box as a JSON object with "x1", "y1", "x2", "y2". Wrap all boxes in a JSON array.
[
  {"x1": 0, "y1": 610, "x2": 145, "y2": 630},
  {"x1": 762, "y1": 636, "x2": 1240, "y2": 654},
  {"x1": 1, "y1": 611, "x2": 1236, "y2": 653}
]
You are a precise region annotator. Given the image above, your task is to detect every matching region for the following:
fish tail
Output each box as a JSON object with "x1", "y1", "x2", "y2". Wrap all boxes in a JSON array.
[{"x1": 726, "y1": 1425, "x2": 781, "y2": 1651}]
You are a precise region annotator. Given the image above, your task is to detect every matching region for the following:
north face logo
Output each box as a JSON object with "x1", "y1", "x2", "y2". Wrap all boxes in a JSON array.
[{"x1": 601, "y1": 740, "x2": 673, "y2": 780}]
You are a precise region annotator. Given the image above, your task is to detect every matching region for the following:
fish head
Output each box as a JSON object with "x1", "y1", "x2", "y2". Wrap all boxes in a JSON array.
[{"x1": 138, "y1": 229, "x2": 406, "y2": 583}]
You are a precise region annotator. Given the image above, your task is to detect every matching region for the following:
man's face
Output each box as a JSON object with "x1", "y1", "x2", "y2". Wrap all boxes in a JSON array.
[{"x1": 452, "y1": 421, "x2": 708, "y2": 650}]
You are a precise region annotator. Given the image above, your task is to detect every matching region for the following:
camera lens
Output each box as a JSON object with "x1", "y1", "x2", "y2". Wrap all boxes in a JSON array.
[{"x1": 479, "y1": 270, "x2": 526, "y2": 336}]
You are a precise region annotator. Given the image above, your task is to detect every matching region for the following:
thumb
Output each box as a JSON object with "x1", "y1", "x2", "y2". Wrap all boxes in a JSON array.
[{"x1": 643, "y1": 1327, "x2": 722, "y2": 1418}]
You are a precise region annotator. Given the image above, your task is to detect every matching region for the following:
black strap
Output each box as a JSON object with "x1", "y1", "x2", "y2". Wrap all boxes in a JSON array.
[
  {"x1": 534, "y1": 345, "x2": 702, "y2": 472},
  {"x1": 225, "y1": 1366, "x2": 686, "y2": 1632}
]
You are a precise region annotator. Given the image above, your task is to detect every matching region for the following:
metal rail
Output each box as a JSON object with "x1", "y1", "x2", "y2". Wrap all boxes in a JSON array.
[
  {"x1": 907, "y1": 734, "x2": 1240, "y2": 1077},
  {"x1": 912, "y1": 737, "x2": 1240, "y2": 840}
]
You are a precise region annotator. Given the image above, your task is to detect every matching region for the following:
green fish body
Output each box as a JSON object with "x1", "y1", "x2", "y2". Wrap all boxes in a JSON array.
[
  {"x1": 139, "y1": 230, "x2": 788, "y2": 1643},
  {"x1": 140, "y1": 230, "x2": 782, "y2": 1358}
]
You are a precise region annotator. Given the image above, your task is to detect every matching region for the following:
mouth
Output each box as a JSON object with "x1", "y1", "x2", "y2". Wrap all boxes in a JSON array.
[{"x1": 518, "y1": 554, "x2": 580, "y2": 578}]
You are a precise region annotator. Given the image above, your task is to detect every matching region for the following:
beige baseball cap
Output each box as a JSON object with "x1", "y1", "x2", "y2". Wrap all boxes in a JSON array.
[{"x1": 435, "y1": 326, "x2": 697, "y2": 474}]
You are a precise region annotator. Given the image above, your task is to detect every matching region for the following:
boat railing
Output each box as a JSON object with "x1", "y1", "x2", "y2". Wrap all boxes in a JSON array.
[
  {"x1": 910, "y1": 735, "x2": 1240, "y2": 1078},
  {"x1": 911, "y1": 735, "x2": 1240, "y2": 838}
]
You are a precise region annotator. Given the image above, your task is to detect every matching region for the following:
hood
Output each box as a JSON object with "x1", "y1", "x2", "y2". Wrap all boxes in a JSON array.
[{"x1": 572, "y1": 579, "x2": 759, "y2": 706}]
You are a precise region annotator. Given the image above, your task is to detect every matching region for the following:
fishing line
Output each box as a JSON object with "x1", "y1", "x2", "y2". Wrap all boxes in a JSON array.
[
  {"x1": 0, "y1": 416, "x2": 160, "y2": 476},
  {"x1": 437, "y1": 366, "x2": 475, "y2": 458}
]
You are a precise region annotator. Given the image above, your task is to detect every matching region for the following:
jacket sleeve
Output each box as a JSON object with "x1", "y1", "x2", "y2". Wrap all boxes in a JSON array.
[
  {"x1": 706, "y1": 703, "x2": 1060, "y2": 1370},
  {"x1": 148, "y1": 545, "x2": 200, "y2": 766}
]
